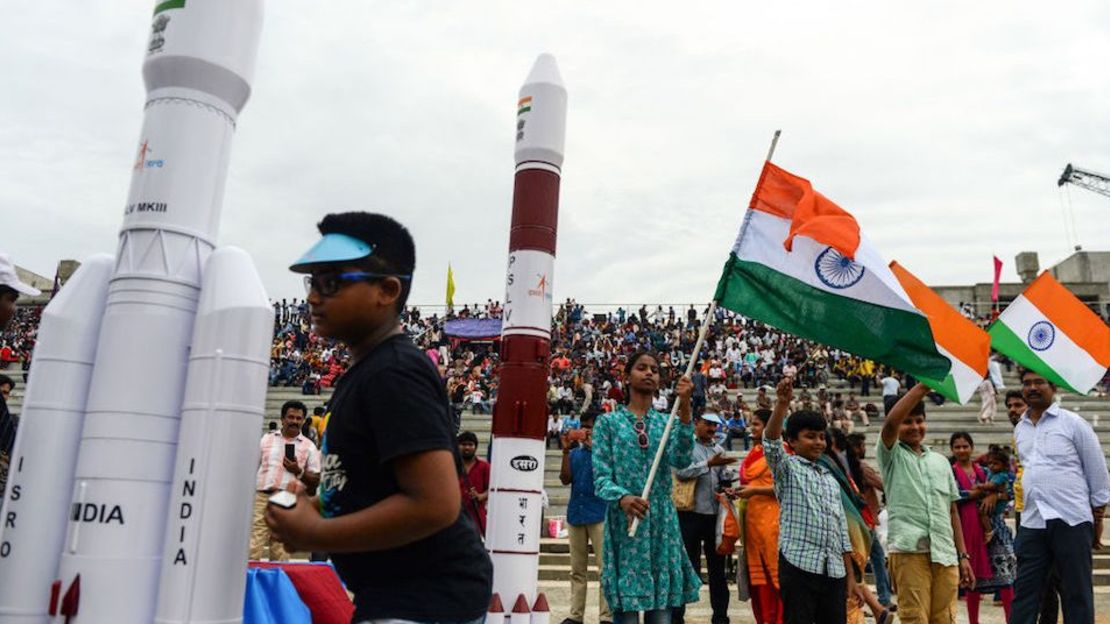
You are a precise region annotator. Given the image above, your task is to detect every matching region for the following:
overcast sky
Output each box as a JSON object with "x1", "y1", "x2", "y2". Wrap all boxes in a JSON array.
[{"x1": 4, "y1": 2, "x2": 1110, "y2": 308}]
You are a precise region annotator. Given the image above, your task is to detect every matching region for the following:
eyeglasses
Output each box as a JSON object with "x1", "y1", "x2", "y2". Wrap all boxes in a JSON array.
[
  {"x1": 304, "y1": 271, "x2": 411, "y2": 297},
  {"x1": 634, "y1": 419, "x2": 648, "y2": 449}
]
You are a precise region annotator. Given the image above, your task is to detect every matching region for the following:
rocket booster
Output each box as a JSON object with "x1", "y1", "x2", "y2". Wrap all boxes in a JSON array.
[
  {"x1": 0, "y1": 255, "x2": 113, "y2": 624},
  {"x1": 486, "y1": 53, "x2": 567, "y2": 613},
  {"x1": 155, "y1": 247, "x2": 272, "y2": 624},
  {"x1": 54, "y1": 2, "x2": 264, "y2": 622}
]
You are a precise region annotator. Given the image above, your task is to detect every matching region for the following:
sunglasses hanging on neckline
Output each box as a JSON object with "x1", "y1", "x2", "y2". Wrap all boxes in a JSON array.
[{"x1": 633, "y1": 419, "x2": 648, "y2": 449}]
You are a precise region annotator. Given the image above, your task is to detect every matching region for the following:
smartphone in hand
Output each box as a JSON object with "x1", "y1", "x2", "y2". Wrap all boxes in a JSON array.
[{"x1": 284, "y1": 443, "x2": 296, "y2": 462}]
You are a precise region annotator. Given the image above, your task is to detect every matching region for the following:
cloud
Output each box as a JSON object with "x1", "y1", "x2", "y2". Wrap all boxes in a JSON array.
[{"x1": 3, "y1": 1, "x2": 1109, "y2": 308}]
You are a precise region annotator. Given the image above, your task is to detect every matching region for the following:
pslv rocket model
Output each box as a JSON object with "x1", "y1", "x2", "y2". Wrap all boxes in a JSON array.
[
  {"x1": 0, "y1": 2, "x2": 271, "y2": 623},
  {"x1": 485, "y1": 54, "x2": 567, "y2": 622}
]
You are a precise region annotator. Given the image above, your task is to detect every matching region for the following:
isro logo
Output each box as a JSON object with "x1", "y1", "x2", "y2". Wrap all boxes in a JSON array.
[
  {"x1": 510, "y1": 455, "x2": 539, "y2": 472},
  {"x1": 134, "y1": 140, "x2": 165, "y2": 170},
  {"x1": 527, "y1": 274, "x2": 552, "y2": 302}
]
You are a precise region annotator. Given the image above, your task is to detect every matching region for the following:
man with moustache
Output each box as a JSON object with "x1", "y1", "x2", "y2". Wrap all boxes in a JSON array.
[
  {"x1": 1006, "y1": 389, "x2": 1061, "y2": 624},
  {"x1": 673, "y1": 412, "x2": 737, "y2": 624},
  {"x1": 1011, "y1": 369, "x2": 1109, "y2": 624}
]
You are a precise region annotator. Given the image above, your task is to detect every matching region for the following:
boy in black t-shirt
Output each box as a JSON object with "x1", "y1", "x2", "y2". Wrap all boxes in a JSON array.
[{"x1": 266, "y1": 212, "x2": 492, "y2": 622}]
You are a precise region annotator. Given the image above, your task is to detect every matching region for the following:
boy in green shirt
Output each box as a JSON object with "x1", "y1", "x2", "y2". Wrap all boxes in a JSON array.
[{"x1": 878, "y1": 383, "x2": 975, "y2": 624}]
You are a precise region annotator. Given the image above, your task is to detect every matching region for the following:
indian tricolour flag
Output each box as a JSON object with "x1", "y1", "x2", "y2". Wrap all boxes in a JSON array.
[
  {"x1": 989, "y1": 271, "x2": 1110, "y2": 394},
  {"x1": 890, "y1": 261, "x2": 989, "y2": 403},
  {"x1": 714, "y1": 161, "x2": 951, "y2": 380}
]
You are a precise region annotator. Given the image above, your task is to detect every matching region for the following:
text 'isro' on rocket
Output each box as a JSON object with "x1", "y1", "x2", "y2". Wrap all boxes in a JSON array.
[
  {"x1": 485, "y1": 53, "x2": 567, "y2": 619},
  {"x1": 0, "y1": 255, "x2": 113, "y2": 624},
  {"x1": 43, "y1": 2, "x2": 265, "y2": 623}
]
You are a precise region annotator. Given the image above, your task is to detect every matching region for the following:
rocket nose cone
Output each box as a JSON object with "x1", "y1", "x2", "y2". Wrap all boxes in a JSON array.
[
  {"x1": 197, "y1": 246, "x2": 269, "y2": 314},
  {"x1": 524, "y1": 53, "x2": 564, "y2": 88},
  {"x1": 44, "y1": 253, "x2": 114, "y2": 313}
]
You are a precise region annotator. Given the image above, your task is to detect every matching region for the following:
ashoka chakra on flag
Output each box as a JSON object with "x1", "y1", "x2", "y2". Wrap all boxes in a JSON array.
[{"x1": 1027, "y1": 321, "x2": 1055, "y2": 352}]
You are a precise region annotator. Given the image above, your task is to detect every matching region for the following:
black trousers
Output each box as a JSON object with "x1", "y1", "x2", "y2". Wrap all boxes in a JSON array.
[
  {"x1": 674, "y1": 511, "x2": 729, "y2": 624},
  {"x1": 1012, "y1": 520, "x2": 1093, "y2": 624},
  {"x1": 778, "y1": 554, "x2": 846, "y2": 624},
  {"x1": 882, "y1": 395, "x2": 897, "y2": 414}
]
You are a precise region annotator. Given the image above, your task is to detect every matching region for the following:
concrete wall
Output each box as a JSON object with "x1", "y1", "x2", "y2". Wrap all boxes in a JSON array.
[{"x1": 1051, "y1": 251, "x2": 1110, "y2": 284}]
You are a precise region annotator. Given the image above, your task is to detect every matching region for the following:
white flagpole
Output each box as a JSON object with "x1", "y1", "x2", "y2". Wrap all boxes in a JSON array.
[{"x1": 628, "y1": 130, "x2": 782, "y2": 538}]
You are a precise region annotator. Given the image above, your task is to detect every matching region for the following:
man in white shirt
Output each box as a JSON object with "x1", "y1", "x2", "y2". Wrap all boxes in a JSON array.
[
  {"x1": 250, "y1": 400, "x2": 321, "y2": 560},
  {"x1": 880, "y1": 373, "x2": 901, "y2": 414},
  {"x1": 1012, "y1": 369, "x2": 1110, "y2": 623},
  {"x1": 987, "y1": 354, "x2": 1005, "y2": 391}
]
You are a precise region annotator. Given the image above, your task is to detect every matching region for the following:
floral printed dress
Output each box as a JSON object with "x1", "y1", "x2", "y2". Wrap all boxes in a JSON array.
[{"x1": 592, "y1": 405, "x2": 702, "y2": 612}]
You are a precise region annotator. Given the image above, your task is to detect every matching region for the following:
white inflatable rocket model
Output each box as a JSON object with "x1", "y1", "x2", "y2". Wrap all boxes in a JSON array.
[
  {"x1": 486, "y1": 54, "x2": 567, "y2": 617},
  {"x1": 0, "y1": 2, "x2": 271, "y2": 623}
]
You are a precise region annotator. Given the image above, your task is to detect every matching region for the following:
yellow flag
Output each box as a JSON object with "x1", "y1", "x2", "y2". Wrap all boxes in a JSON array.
[{"x1": 446, "y1": 263, "x2": 456, "y2": 306}]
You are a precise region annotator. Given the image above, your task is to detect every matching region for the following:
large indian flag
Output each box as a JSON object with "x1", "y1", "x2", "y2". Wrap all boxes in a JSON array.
[
  {"x1": 890, "y1": 261, "x2": 989, "y2": 403},
  {"x1": 989, "y1": 271, "x2": 1110, "y2": 394},
  {"x1": 714, "y1": 162, "x2": 950, "y2": 380}
]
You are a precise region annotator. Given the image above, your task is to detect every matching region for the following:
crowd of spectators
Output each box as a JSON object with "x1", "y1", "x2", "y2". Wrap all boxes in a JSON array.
[
  {"x1": 6, "y1": 299, "x2": 1100, "y2": 421},
  {"x1": 0, "y1": 299, "x2": 950, "y2": 411},
  {"x1": 0, "y1": 305, "x2": 38, "y2": 379}
]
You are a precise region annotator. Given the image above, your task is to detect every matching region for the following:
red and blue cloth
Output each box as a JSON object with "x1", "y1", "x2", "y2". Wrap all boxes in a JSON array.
[{"x1": 245, "y1": 562, "x2": 353, "y2": 624}]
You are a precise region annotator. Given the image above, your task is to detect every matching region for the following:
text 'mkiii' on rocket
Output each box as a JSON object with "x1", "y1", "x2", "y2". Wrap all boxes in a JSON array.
[
  {"x1": 53, "y1": 1, "x2": 264, "y2": 622},
  {"x1": 486, "y1": 53, "x2": 567, "y2": 615},
  {"x1": 0, "y1": 255, "x2": 113, "y2": 624}
]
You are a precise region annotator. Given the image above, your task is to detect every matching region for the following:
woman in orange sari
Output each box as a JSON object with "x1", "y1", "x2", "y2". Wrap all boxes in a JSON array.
[{"x1": 737, "y1": 408, "x2": 782, "y2": 624}]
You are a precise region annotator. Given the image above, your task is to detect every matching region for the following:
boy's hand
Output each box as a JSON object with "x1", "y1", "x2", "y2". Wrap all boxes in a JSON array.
[
  {"x1": 847, "y1": 577, "x2": 866, "y2": 608},
  {"x1": 775, "y1": 377, "x2": 793, "y2": 403},
  {"x1": 264, "y1": 487, "x2": 324, "y2": 553},
  {"x1": 958, "y1": 558, "x2": 976, "y2": 588}
]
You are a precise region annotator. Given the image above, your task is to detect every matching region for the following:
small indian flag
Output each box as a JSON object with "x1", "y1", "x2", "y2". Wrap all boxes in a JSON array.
[
  {"x1": 989, "y1": 271, "x2": 1110, "y2": 394},
  {"x1": 714, "y1": 162, "x2": 950, "y2": 380},
  {"x1": 890, "y1": 261, "x2": 989, "y2": 403},
  {"x1": 517, "y1": 96, "x2": 533, "y2": 115}
]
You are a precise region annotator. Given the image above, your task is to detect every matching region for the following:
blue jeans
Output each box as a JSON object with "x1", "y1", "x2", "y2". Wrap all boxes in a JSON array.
[
  {"x1": 614, "y1": 609, "x2": 671, "y2": 624},
  {"x1": 868, "y1": 533, "x2": 892, "y2": 606}
]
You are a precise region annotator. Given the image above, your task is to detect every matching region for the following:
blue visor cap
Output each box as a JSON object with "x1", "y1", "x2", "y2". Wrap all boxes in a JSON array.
[
  {"x1": 289, "y1": 233, "x2": 374, "y2": 273},
  {"x1": 699, "y1": 413, "x2": 724, "y2": 426}
]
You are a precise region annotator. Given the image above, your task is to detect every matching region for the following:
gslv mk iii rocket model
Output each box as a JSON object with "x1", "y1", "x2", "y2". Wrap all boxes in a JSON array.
[
  {"x1": 0, "y1": 2, "x2": 272, "y2": 623},
  {"x1": 485, "y1": 54, "x2": 566, "y2": 624}
]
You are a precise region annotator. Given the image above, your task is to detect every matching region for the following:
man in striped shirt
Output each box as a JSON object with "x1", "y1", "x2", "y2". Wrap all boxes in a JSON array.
[
  {"x1": 764, "y1": 377, "x2": 862, "y2": 624},
  {"x1": 249, "y1": 400, "x2": 321, "y2": 560}
]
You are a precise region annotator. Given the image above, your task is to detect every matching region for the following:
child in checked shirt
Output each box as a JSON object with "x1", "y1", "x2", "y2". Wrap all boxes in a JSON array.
[{"x1": 763, "y1": 377, "x2": 864, "y2": 624}]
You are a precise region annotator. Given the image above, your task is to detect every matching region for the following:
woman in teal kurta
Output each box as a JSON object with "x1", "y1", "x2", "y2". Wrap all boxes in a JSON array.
[{"x1": 592, "y1": 351, "x2": 701, "y2": 621}]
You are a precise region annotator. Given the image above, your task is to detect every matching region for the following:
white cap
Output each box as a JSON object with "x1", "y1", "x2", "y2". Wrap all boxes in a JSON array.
[{"x1": 0, "y1": 254, "x2": 42, "y2": 296}]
